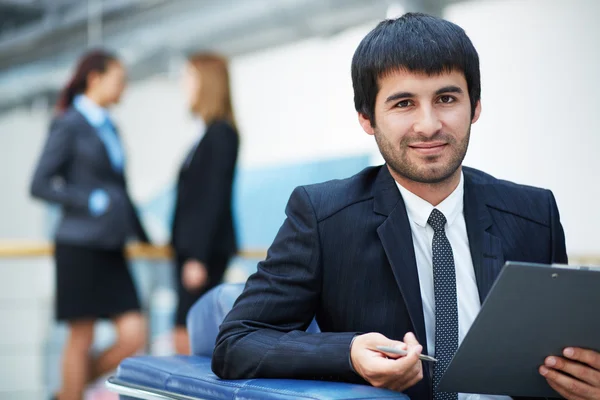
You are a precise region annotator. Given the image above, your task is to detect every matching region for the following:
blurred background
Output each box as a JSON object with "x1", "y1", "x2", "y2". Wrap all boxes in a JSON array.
[{"x1": 0, "y1": 0, "x2": 599, "y2": 398}]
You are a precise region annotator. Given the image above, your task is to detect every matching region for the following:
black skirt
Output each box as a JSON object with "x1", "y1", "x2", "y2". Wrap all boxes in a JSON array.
[
  {"x1": 54, "y1": 243, "x2": 141, "y2": 322},
  {"x1": 174, "y1": 253, "x2": 230, "y2": 327}
]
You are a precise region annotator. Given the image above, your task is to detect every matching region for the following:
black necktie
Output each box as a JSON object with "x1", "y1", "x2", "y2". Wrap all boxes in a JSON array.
[{"x1": 428, "y1": 209, "x2": 459, "y2": 400}]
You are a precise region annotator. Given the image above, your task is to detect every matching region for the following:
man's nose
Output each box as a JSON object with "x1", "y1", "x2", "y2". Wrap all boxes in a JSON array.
[{"x1": 413, "y1": 106, "x2": 442, "y2": 138}]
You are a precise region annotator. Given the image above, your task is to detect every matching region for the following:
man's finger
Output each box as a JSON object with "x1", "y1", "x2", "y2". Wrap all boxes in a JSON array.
[
  {"x1": 381, "y1": 340, "x2": 408, "y2": 351},
  {"x1": 384, "y1": 360, "x2": 421, "y2": 392},
  {"x1": 363, "y1": 332, "x2": 407, "y2": 351},
  {"x1": 546, "y1": 379, "x2": 586, "y2": 400},
  {"x1": 540, "y1": 366, "x2": 597, "y2": 399},
  {"x1": 394, "y1": 367, "x2": 423, "y2": 392},
  {"x1": 403, "y1": 332, "x2": 420, "y2": 346},
  {"x1": 392, "y1": 344, "x2": 422, "y2": 369},
  {"x1": 371, "y1": 335, "x2": 408, "y2": 359},
  {"x1": 377, "y1": 348, "x2": 406, "y2": 360},
  {"x1": 373, "y1": 345, "x2": 422, "y2": 376},
  {"x1": 564, "y1": 348, "x2": 600, "y2": 371},
  {"x1": 363, "y1": 354, "x2": 416, "y2": 384},
  {"x1": 545, "y1": 356, "x2": 600, "y2": 387}
]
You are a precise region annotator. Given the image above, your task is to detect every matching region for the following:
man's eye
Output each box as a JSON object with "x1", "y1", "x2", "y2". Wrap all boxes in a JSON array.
[
  {"x1": 396, "y1": 100, "x2": 413, "y2": 108},
  {"x1": 438, "y1": 95, "x2": 455, "y2": 104}
]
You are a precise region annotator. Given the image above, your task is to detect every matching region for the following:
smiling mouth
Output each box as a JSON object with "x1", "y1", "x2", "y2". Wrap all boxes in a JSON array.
[{"x1": 408, "y1": 142, "x2": 448, "y2": 155}]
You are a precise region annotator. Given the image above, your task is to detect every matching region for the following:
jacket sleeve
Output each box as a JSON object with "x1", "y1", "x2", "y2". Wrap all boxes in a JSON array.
[
  {"x1": 547, "y1": 190, "x2": 568, "y2": 264},
  {"x1": 129, "y1": 202, "x2": 150, "y2": 243},
  {"x1": 174, "y1": 122, "x2": 238, "y2": 263},
  {"x1": 118, "y1": 139, "x2": 151, "y2": 244},
  {"x1": 212, "y1": 186, "x2": 359, "y2": 382},
  {"x1": 30, "y1": 117, "x2": 91, "y2": 211}
]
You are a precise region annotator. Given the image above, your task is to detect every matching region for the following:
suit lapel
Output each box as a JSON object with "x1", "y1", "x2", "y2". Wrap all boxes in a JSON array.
[
  {"x1": 373, "y1": 167, "x2": 507, "y2": 350},
  {"x1": 73, "y1": 109, "x2": 124, "y2": 177},
  {"x1": 374, "y1": 167, "x2": 428, "y2": 352},
  {"x1": 463, "y1": 171, "x2": 505, "y2": 302}
]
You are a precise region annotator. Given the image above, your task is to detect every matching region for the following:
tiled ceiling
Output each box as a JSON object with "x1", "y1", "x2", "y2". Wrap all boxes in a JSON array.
[{"x1": 0, "y1": 0, "x2": 459, "y2": 111}]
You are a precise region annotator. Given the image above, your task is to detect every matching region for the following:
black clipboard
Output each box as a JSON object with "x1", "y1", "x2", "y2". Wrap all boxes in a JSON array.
[{"x1": 437, "y1": 261, "x2": 600, "y2": 398}]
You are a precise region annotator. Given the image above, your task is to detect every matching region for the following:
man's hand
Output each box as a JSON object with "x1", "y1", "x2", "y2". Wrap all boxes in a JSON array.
[
  {"x1": 350, "y1": 331, "x2": 423, "y2": 392},
  {"x1": 182, "y1": 259, "x2": 208, "y2": 291},
  {"x1": 540, "y1": 347, "x2": 600, "y2": 399}
]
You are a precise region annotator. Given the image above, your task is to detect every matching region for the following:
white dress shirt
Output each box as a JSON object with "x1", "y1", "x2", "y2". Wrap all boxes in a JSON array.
[{"x1": 396, "y1": 172, "x2": 511, "y2": 400}]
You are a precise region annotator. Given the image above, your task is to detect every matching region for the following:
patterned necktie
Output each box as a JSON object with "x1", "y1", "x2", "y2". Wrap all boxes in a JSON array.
[{"x1": 428, "y1": 209, "x2": 459, "y2": 400}]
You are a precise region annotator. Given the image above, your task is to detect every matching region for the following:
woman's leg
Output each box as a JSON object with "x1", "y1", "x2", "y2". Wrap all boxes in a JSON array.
[
  {"x1": 59, "y1": 319, "x2": 95, "y2": 400},
  {"x1": 89, "y1": 311, "x2": 146, "y2": 382},
  {"x1": 173, "y1": 255, "x2": 194, "y2": 355},
  {"x1": 173, "y1": 254, "x2": 230, "y2": 355},
  {"x1": 174, "y1": 326, "x2": 191, "y2": 355}
]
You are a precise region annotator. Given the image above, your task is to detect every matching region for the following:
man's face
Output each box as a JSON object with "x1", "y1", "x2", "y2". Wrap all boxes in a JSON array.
[{"x1": 359, "y1": 69, "x2": 481, "y2": 184}]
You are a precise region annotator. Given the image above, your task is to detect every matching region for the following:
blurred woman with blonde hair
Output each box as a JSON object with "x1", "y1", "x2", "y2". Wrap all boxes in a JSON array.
[{"x1": 170, "y1": 53, "x2": 239, "y2": 354}]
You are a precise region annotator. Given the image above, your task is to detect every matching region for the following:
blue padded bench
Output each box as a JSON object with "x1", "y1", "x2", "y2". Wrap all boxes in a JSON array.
[{"x1": 106, "y1": 283, "x2": 409, "y2": 400}]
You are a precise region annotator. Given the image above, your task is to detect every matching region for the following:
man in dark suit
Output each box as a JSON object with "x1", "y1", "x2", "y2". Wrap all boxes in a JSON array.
[{"x1": 212, "y1": 13, "x2": 600, "y2": 400}]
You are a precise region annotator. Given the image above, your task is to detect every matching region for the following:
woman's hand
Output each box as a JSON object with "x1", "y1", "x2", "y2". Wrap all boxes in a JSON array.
[{"x1": 182, "y1": 259, "x2": 208, "y2": 291}]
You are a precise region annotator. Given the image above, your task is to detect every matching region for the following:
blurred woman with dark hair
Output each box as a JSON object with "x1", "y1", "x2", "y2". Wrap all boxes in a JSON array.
[
  {"x1": 30, "y1": 49, "x2": 149, "y2": 400},
  {"x1": 170, "y1": 53, "x2": 239, "y2": 354}
]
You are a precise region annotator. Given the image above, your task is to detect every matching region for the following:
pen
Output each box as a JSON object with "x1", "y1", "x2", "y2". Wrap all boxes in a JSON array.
[{"x1": 376, "y1": 345, "x2": 438, "y2": 362}]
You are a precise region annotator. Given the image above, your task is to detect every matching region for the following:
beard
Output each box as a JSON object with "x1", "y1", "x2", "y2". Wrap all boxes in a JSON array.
[{"x1": 374, "y1": 127, "x2": 470, "y2": 184}]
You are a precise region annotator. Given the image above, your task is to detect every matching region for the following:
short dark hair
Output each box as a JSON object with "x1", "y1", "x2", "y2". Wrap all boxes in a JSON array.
[{"x1": 351, "y1": 12, "x2": 481, "y2": 124}]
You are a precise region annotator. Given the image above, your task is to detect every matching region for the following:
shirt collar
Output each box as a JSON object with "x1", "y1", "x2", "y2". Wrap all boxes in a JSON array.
[
  {"x1": 395, "y1": 171, "x2": 464, "y2": 229},
  {"x1": 73, "y1": 95, "x2": 109, "y2": 128}
]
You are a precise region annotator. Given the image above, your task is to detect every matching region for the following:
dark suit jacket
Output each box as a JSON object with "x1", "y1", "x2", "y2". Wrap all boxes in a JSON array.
[
  {"x1": 171, "y1": 120, "x2": 239, "y2": 266},
  {"x1": 30, "y1": 107, "x2": 148, "y2": 249},
  {"x1": 212, "y1": 165, "x2": 568, "y2": 400}
]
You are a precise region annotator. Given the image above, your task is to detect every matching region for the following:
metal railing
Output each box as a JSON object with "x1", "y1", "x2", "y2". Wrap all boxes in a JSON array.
[
  {"x1": 0, "y1": 240, "x2": 597, "y2": 265},
  {"x1": 0, "y1": 240, "x2": 267, "y2": 260}
]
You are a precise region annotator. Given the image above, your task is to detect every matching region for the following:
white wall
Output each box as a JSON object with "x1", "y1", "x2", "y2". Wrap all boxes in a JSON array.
[
  {"x1": 230, "y1": 25, "x2": 378, "y2": 169},
  {"x1": 0, "y1": 108, "x2": 54, "y2": 398},
  {"x1": 446, "y1": 0, "x2": 600, "y2": 255},
  {"x1": 0, "y1": 107, "x2": 50, "y2": 240},
  {"x1": 111, "y1": 23, "x2": 379, "y2": 207},
  {"x1": 112, "y1": 76, "x2": 197, "y2": 204}
]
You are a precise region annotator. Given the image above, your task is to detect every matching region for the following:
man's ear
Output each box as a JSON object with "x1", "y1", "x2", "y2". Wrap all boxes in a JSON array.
[
  {"x1": 358, "y1": 112, "x2": 375, "y2": 135},
  {"x1": 471, "y1": 100, "x2": 482, "y2": 124}
]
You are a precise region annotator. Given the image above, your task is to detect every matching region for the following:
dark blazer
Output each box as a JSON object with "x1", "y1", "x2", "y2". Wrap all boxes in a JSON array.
[
  {"x1": 30, "y1": 107, "x2": 148, "y2": 249},
  {"x1": 171, "y1": 120, "x2": 239, "y2": 265},
  {"x1": 212, "y1": 165, "x2": 568, "y2": 400}
]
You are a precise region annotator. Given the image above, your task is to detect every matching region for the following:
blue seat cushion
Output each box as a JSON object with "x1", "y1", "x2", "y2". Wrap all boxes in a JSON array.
[
  {"x1": 189, "y1": 283, "x2": 320, "y2": 357},
  {"x1": 114, "y1": 355, "x2": 409, "y2": 399}
]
